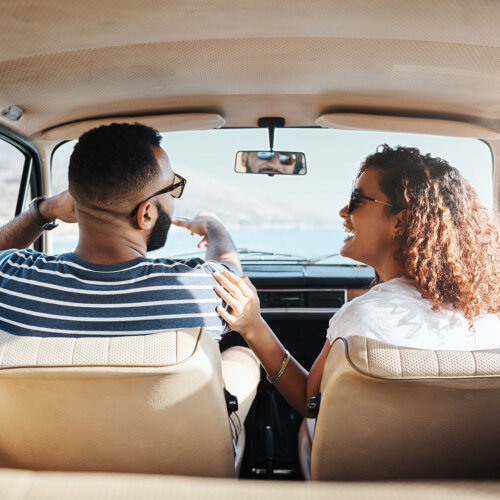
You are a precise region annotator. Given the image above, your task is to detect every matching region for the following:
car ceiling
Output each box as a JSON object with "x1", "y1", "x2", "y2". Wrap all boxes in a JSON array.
[{"x1": 1, "y1": 0, "x2": 500, "y2": 146}]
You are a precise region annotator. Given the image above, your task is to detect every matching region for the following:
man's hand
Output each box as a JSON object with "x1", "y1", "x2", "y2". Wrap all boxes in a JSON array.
[
  {"x1": 172, "y1": 211, "x2": 241, "y2": 274},
  {"x1": 39, "y1": 191, "x2": 76, "y2": 224},
  {"x1": 172, "y1": 211, "x2": 223, "y2": 248},
  {"x1": 0, "y1": 190, "x2": 77, "y2": 251}
]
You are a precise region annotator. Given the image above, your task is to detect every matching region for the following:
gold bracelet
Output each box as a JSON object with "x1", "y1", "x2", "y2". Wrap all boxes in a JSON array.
[{"x1": 267, "y1": 349, "x2": 290, "y2": 384}]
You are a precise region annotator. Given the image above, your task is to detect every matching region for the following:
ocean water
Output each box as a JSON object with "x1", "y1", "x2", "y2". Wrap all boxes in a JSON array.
[{"x1": 52, "y1": 226, "x2": 354, "y2": 264}]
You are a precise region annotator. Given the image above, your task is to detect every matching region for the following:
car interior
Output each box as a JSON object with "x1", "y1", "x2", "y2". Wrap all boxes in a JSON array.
[{"x1": 0, "y1": 0, "x2": 499, "y2": 497}]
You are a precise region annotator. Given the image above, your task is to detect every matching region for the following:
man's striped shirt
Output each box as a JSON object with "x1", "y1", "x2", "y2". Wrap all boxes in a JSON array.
[{"x1": 0, "y1": 249, "x2": 229, "y2": 339}]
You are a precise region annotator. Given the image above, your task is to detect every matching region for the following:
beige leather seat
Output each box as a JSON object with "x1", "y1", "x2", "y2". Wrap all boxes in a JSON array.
[
  {"x1": 311, "y1": 336, "x2": 500, "y2": 481},
  {"x1": 0, "y1": 328, "x2": 258, "y2": 478},
  {"x1": 2, "y1": 468, "x2": 500, "y2": 500}
]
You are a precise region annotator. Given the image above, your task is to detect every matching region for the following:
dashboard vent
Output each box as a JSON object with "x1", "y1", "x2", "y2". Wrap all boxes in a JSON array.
[
  {"x1": 258, "y1": 289, "x2": 345, "y2": 310},
  {"x1": 259, "y1": 291, "x2": 306, "y2": 308}
]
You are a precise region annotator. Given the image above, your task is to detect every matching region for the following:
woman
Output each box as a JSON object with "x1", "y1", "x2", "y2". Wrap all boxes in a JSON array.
[{"x1": 213, "y1": 145, "x2": 500, "y2": 417}]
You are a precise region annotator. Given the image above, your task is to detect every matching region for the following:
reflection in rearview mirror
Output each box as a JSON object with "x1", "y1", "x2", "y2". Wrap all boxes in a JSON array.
[{"x1": 235, "y1": 151, "x2": 307, "y2": 175}]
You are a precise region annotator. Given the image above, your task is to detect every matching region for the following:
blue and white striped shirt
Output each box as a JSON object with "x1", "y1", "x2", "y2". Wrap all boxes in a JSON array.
[{"x1": 0, "y1": 249, "x2": 229, "y2": 339}]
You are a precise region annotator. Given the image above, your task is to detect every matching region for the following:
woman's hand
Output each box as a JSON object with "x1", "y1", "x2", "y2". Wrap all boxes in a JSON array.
[{"x1": 213, "y1": 268, "x2": 264, "y2": 337}]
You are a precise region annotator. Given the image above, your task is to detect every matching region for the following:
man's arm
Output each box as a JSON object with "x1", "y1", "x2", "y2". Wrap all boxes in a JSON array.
[
  {"x1": 0, "y1": 191, "x2": 76, "y2": 251},
  {"x1": 172, "y1": 211, "x2": 242, "y2": 274}
]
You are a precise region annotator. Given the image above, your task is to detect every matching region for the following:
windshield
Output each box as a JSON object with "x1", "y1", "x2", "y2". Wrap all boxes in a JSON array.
[{"x1": 51, "y1": 128, "x2": 493, "y2": 264}]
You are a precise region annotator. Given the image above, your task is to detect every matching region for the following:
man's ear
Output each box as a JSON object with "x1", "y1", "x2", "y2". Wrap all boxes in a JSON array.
[{"x1": 135, "y1": 200, "x2": 155, "y2": 230}]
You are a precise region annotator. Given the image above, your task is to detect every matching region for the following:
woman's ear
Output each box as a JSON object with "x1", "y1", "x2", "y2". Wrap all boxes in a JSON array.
[
  {"x1": 135, "y1": 201, "x2": 155, "y2": 230},
  {"x1": 393, "y1": 209, "x2": 407, "y2": 236}
]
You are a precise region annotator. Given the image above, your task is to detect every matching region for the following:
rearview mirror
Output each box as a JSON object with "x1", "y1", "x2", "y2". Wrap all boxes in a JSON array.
[{"x1": 235, "y1": 151, "x2": 307, "y2": 175}]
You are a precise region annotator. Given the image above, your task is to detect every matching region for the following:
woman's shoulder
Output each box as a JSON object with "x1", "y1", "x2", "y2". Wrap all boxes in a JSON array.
[
  {"x1": 344, "y1": 277, "x2": 419, "y2": 310},
  {"x1": 371, "y1": 276, "x2": 421, "y2": 296},
  {"x1": 326, "y1": 285, "x2": 386, "y2": 335},
  {"x1": 326, "y1": 277, "x2": 422, "y2": 343}
]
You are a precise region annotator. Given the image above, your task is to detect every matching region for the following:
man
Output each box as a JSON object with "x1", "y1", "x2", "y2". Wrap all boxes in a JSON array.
[
  {"x1": 242, "y1": 151, "x2": 304, "y2": 175},
  {"x1": 0, "y1": 123, "x2": 242, "y2": 338},
  {"x1": 0, "y1": 123, "x2": 259, "y2": 436}
]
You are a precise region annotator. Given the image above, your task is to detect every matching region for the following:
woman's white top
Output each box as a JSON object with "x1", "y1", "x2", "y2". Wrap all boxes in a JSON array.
[{"x1": 326, "y1": 277, "x2": 500, "y2": 350}]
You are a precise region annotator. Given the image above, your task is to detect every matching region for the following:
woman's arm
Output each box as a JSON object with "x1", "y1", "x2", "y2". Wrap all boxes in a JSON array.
[{"x1": 214, "y1": 268, "x2": 330, "y2": 417}]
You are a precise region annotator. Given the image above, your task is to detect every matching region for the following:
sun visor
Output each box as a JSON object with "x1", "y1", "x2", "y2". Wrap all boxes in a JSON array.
[
  {"x1": 316, "y1": 113, "x2": 499, "y2": 139},
  {"x1": 41, "y1": 113, "x2": 225, "y2": 141}
]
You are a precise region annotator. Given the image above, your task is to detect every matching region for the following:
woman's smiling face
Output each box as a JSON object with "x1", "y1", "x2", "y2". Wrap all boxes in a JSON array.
[{"x1": 339, "y1": 167, "x2": 404, "y2": 279}]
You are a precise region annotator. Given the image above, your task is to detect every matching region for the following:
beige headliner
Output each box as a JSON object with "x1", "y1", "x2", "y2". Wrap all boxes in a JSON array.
[{"x1": 1, "y1": 0, "x2": 500, "y2": 141}]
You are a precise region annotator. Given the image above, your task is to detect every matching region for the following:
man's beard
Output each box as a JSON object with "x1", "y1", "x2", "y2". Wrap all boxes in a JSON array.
[{"x1": 146, "y1": 202, "x2": 171, "y2": 252}]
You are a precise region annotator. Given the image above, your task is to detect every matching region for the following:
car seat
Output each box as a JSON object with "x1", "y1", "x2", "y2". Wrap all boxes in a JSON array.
[
  {"x1": 0, "y1": 328, "x2": 254, "y2": 478},
  {"x1": 310, "y1": 335, "x2": 500, "y2": 480}
]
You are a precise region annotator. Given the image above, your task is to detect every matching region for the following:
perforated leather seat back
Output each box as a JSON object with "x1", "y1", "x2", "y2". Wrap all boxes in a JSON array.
[
  {"x1": 311, "y1": 336, "x2": 500, "y2": 481},
  {"x1": 0, "y1": 328, "x2": 235, "y2": 478}
]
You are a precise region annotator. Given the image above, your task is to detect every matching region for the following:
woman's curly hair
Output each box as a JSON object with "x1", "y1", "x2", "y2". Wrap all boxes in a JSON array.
[{"x1": 359, "y1": 144, "x2": 500, "y2": 325}]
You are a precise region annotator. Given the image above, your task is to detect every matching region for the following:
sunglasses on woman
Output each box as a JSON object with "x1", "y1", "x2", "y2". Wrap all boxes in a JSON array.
[
  {"x1": 256, "y1": 152, "x2": 296, "y2": 165},
  {"x1": 347, "y1": 191, "x2": 392, "y2": 214},
  {"x1": 129, "y1": 173, "x2": 186, "y2": 217}
]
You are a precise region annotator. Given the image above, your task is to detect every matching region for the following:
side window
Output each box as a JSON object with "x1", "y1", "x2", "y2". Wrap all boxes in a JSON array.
[
  {"x1": 0, "y1": 137, "x2": 31, "y2": 225},
  {"x1": 51, "y1": 140, "x2": 74, "y2": 194},
  {"x1": 51, "y1": 141, "x2": 78, "y2": 253}
]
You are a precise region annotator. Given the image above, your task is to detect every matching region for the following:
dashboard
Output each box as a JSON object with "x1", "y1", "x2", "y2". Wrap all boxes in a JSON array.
[{"x1": 246, "y1": 264, "x2": 373, "y2": 317}]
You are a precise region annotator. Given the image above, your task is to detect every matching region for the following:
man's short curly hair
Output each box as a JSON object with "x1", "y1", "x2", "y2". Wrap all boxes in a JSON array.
[
  {"x1": 68, "y1": 122, "x2": 162, "y2": 206},
  {"x1": 359, "y1": 144, "x2": 500, "y2": 325}
]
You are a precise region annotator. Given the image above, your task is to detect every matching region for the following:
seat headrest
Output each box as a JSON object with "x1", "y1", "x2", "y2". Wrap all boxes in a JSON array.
[
  {"x1": 0, "y1": 328, "x2": 202, "y2": 368},
  {"x1": 337, "y1": 335, "x2": 500, "y2": 379}
]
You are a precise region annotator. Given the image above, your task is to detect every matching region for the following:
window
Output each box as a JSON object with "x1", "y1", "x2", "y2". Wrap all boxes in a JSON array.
[
  {"x1": 0, "y1": 137, "x2": 30, "y2": 225},
  {"x1": 51, "y1": 141, "x2": 77, "y2": 252},
  {"x1": 51, "y1": 129, "x2": 494, "y2": 262}
]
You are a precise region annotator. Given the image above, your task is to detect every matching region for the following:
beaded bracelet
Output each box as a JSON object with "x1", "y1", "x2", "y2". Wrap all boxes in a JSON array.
[{"x1": 267, "y1": 349, "x2": 291, "y2": 384}]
